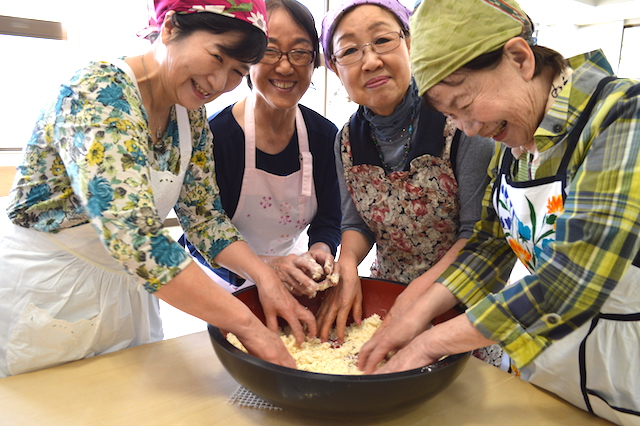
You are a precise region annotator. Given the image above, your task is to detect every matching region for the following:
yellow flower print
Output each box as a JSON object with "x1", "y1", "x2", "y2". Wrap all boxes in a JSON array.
[
  {"x1": 146, "y1": 276, "x2": 161, "y2": 292},
  {"x1": 44, "y1": 123, "x2": 54, "y2": 143},
  {"x1": 138, "y1": 190, "x2": 155, "y2": 208},
  {"x1": 116, "y1": 119, "x2": 135, "y2": 132},
  {"x1": 508, "y1": 238, "x2": 532, "y2": 264},
  {"x1": 105, "y1": 117, "x2": 135, "y2": 132},
  {"x1": 50, "y1": 157, "x2": 65, "y2": 176},
  {"x1": 110, "y1": 238, "x2": 133, "y2": 260},
  {"x1": 61, "y1": 187, "x2": 74, "y2": 199},
  {"x1": 125, "y1": 139, "x2": 140, "y2": 153},
  {"x1": 87, "y1": 140, "x2": 105, "y2": 165},
  {"x1": 188, "y1": 186, "x2": 208, "y2": 202},
  {"x1": 546, "y1": 195, "x2": 564, "y2": 215},
  {"x1": 192, "y1": 151, "x2": 207, "y2": 168}
]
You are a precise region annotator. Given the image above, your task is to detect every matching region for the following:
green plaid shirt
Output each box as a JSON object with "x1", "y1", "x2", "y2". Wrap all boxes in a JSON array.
[{"x1": 437, "y1": 50, "x2": 640, "y2": 368}]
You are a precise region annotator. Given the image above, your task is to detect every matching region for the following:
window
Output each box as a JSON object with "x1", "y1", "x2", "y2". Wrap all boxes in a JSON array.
[
  {"x1": 618, "y1": 25, "x2": 640, "y2": 79},
  {"x1": 0, "y1": 0, "x2": 148, "y2": 159}
]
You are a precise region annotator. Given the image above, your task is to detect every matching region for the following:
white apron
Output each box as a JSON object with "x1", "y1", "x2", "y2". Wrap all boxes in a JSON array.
[
  {"x1": 0, "y1": 60, "x2": 192, "y2": 377},
  {"x1": 494, "y1": 77, "x2": 640, "y2": 425},
  {"x1": 231, "y1": 95, "x2": 317, "y2": 256}
]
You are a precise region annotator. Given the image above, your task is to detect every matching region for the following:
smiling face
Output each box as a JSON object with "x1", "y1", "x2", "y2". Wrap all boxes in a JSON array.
[
  {"x1": 425, "y1": 39, "x2": 548, "y2": 149},
  {"x1": 249, "y1": 8, "x2": 315, "y2": 112},
  {"x1": 161, "y1": 27, "x2": 251, "y2": 110},
  {"x1": 330, "y1": 5, "x2": 411, "y2": 117}
]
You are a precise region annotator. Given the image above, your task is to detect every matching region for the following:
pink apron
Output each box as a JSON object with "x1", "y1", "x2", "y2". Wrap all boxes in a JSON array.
[
  {"x1": 231, "y1": 95, "x2": 317, "y2": 257},
  {"x1": 494, "y1": 77, "x2": 640, "y2": 425}
]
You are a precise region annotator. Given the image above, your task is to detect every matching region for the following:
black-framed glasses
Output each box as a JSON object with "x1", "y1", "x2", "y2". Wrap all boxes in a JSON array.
[
  {"x1": 260, "y1": 48, "x2": 316, "y2": 66},
  {"x1": 332, "y1": 31, "x2": 405, "y2": 66}
]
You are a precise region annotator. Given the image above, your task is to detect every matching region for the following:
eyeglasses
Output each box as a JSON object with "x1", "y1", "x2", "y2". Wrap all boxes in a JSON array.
[
  {"x1": 260, "y1": 48, "x2": 316, "y2": 66},
  {"x1": 332, "y1": 31, "x2": 405, "y2": 66}
]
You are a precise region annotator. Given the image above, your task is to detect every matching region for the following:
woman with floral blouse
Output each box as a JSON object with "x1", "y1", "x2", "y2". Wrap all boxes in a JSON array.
[{"x1": 0, "y1": 0, "x2": 312, "y2": 378}]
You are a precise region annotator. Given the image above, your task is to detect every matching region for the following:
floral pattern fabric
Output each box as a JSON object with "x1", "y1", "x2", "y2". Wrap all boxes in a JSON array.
[
  {"x1": 6, "y1": 60, "x2": 243, "y2": 293},
  {"x1": 496, "y1": 181, "x2": 565, "y2": 273},
  {"x1": 341, "y1": 118, "x2": 460, "y2": 283}
]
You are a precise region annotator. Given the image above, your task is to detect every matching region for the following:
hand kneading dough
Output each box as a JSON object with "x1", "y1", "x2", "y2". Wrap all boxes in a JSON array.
[{"x1": 227, "y1": 314, "x2": 384, "y2": 375}]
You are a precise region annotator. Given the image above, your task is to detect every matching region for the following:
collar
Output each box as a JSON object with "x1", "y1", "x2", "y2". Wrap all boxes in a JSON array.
[{"x1": 533, "y1": 50, "x2": 614, "y2": 153}]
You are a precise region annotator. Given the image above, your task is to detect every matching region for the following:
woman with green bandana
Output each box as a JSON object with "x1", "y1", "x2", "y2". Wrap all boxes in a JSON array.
[{"x1": 358, "y1": 1, "x2": 640, "y2": 424}]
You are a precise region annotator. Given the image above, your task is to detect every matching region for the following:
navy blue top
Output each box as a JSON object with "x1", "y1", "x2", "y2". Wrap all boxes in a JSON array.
[{"x1": 181, "y1": 103, "x2": 341, "y2": 286}]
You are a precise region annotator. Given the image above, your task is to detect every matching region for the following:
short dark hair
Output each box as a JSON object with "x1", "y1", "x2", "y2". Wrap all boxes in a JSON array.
[
  {"x1": 267, "y1": 0, "x2": 321, "y2": 68},
  {"x1": 247, "y1": 0, "x2": 320, "y2": 88},
  {"x1": 170, "y1": 12, "x2": 267, "y2": 65}
]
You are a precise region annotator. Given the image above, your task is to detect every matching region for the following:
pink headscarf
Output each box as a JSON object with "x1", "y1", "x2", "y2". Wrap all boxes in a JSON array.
[{"x1": 139, "y1": 0, "x2": 267, "y2": 39}]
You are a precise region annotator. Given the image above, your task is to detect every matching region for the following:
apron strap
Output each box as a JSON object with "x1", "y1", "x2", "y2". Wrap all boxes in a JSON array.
[
  {"x1": 557, "y1": 76, "x2": 618, "y2": 175},
  {"x1": 244, "y1": 94, "x2": 313, "y2": 196}
]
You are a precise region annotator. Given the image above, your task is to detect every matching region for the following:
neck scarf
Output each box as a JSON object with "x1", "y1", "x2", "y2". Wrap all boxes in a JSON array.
[{"x1": 363, "y1": 78, "x2": 421, "y2": 141}]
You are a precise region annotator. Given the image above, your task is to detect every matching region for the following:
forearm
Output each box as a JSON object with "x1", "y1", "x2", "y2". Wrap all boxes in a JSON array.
[
  {"x1": 419, "y1": 314, "x2": 496, "y2": 360},
  {"x1": 410, "y1": 238, "x2": 468, "y2": 296},
  {"x1": 155, "y1": 261, "x2": 258, "y2": 334},
  {"x1": 214, "y1": 240, "x2": 279, "y2": 286},
  {"x1": 337, "y1": 230, "x2": 373, "y2": 269}
]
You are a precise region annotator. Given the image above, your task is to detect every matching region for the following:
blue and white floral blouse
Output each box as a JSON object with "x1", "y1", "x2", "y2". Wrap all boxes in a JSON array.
[{"x1": 6, "y1": 60, "x2": 244, "y2": 293}]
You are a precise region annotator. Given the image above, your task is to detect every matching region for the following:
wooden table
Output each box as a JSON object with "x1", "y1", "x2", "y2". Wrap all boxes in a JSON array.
[{"x1": 0, "y1": 331, "x2": 613, "y2": 425}]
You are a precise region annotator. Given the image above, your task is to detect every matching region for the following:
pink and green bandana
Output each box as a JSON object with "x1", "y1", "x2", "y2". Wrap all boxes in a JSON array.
[
  {"x1": 140, "y1": 0, "x2": 267, "y2": 39},
  {"x1": 410, "y1": 0, "x2": 533, "y2": 96}
]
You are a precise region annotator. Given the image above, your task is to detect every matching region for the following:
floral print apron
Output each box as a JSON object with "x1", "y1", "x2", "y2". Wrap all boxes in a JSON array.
[
  {"x1": 494, "y1": 77, "x2": 640, "y2": 425},
  {"x1": 342, "y1": 118, "x2": 459, "y2": 283}
]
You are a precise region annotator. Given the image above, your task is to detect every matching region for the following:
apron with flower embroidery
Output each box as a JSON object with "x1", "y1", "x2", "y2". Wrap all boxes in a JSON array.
[
  {"x1": 342, "y1": 117, "x2": 459, "y2": 284},
  {"x1": 493, "y1": 76, "x2": 640, "y2": 425},
  {"x1": 231, "y1": 94, "x2": 317, "y2": 257}
]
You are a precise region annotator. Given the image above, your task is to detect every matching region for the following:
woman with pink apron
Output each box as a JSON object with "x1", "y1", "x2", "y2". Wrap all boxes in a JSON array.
[
  {"x1": 182, "y1": 1, "x2": 341, "y2": 296},
  {"x1": 211, "y1": 95, "x2": 319, "y2": 291}
]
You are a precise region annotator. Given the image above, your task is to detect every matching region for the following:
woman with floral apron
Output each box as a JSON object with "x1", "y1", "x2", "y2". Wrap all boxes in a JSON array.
[
  {"x1": 317, "y1": 0, "x2": 499, "y2": 364},
  {"x1": 342, "y1": 117, "x2": 459, "y2": 283}
]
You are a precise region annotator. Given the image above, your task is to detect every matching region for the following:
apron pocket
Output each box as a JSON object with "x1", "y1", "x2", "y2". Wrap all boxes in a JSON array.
[
  {"x1": 581, "y1": 313, "x2": 640, "y2": 421},
  {"x1": 6, "y1": 303, "x2": 101, "y2": 376}
]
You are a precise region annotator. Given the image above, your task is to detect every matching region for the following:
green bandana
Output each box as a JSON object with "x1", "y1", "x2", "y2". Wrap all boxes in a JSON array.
[{"x1": 410, "y1": 0, "x2": 532, "y2": 96}]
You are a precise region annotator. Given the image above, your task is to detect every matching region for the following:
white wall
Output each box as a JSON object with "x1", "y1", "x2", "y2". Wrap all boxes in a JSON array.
[{"x1": 2, "y1": 0, "x2": 640, "y2": 167}]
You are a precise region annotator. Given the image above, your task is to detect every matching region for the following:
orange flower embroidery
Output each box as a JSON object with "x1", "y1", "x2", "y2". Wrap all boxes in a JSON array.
[
  {"x1": 508, "y1": 238, "x2": 532, "y2": 263},
  {"x1": 546, "y1": 195, "x2": 564, "y2": 215}
]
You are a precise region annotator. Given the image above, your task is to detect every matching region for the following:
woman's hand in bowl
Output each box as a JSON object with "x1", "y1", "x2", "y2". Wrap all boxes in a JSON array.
[{"x1": 316, "y1": 261, "x2": 363, "y2": 343}]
